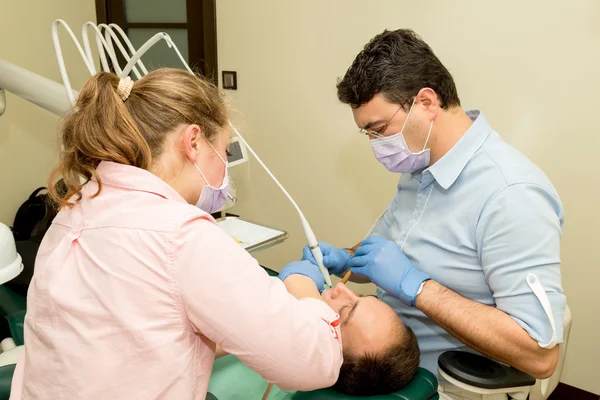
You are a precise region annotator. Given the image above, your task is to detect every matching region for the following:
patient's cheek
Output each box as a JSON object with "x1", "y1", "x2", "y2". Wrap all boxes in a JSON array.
[{"x1": 340, "y1": 326, "x2": 358, "y2": 353}]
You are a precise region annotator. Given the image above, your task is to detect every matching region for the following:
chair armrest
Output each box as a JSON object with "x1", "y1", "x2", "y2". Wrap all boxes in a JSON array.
[{"x1": 438, "y1": 351, "x2": 535, "y2": 390}]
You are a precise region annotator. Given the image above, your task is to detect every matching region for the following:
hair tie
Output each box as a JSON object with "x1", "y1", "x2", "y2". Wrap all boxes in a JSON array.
[{"x1": 117, "y1": 76, "x2": 134, "y2": 101}]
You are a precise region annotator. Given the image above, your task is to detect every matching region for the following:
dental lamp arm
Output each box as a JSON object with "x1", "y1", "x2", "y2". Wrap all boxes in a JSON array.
[{"x1": 0, "y1": 58, "x2": 75, "y2": 117}]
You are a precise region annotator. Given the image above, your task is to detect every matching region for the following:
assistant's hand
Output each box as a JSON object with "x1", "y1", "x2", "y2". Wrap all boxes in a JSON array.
[
  {"x1": 279, "y1": 260, "x2": 326, "y2": 293},
  {"x1": 302, "y1": 242, "x2": 351, "y2": 275},
  {"x1": 347, "y1": 236, "x2": 430, "y2": 306}
]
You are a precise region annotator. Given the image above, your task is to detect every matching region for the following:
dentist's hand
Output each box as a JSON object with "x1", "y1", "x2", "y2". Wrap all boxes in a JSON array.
[
  {"x1": 279, "y1": 260, "x2": 326, "y2": 293},
  {"x1": 302, "y1": 242, "x2": 351, "y2": 275},
  {"x1": 347, "y1": 236, "x2": 430, "y2": 307}
]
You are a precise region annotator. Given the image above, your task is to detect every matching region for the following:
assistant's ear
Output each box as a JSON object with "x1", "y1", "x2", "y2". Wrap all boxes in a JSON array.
[
  {"x1": 417, "y1": 88, "x2": 439, "y2": 120},
  {"x1": 182, "y1": 124, "x2": 203, "y2": 163}
]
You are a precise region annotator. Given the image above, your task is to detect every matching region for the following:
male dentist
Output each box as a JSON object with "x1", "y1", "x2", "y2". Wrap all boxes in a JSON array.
[{"x1": 305, "y1": 29, "x2": 566, "y2": 399}]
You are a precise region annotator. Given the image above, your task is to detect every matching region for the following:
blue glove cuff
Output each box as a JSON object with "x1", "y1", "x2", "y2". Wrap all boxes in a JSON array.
[
  {"x1": 277, "y1": 270, "x2": 294, "y2": 282},
  {"x1": 278, "y1": 270, "x2": 326, "y2": 293},
  {"x1": 399, "y1": 268, "x2": 431, "y2": 307}
]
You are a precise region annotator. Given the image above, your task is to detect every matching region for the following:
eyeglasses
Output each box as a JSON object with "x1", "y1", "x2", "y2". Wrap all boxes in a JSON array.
[{"x1": 358, "y1": 105, "x2": 403, "y2": 138}]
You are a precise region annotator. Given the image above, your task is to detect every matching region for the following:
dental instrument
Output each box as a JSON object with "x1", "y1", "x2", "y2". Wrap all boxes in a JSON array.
[
  {"x1": 262, "y1": 383, "x2": 274, "y2": 400},
  {"x1": 341, "y1": 270, "x2": 352, "y2": 284}
]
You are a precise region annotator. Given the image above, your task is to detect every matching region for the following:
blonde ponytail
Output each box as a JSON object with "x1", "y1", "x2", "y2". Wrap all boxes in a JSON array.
[{"x1": 49, "y1": 68, "x2": 227, "y2": 208}]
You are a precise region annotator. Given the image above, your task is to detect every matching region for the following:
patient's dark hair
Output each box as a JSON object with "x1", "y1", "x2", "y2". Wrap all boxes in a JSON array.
[{"x1": 333, "y1": 324, "x2": 420, "y2": 396}]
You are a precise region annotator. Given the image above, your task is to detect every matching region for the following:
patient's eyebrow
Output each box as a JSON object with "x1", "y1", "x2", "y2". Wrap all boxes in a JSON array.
[
  {"x1": 342, "y1": 295, "x2": 377, "y2": 325},
  {"x1": 342, "y1": 301, "x2": 360, "y2": 326}
]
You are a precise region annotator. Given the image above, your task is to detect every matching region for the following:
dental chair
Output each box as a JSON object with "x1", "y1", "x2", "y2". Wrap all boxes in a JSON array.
[
  {"x1": 0, "y1": 285, "x2": 25, "y2": 400},
  {"x1": 0, "y1": 265, "x2": 571, "y2": 400}
]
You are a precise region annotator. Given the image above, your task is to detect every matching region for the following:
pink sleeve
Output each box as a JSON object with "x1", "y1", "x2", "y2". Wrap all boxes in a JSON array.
[{"x1": 172, "y1": 215, "x2": 342, "y2": 391}]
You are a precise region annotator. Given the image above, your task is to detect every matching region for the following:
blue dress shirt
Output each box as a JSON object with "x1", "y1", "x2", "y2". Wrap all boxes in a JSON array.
[{"x1": 370, "y1": 110, "x2": 566, "y2": 375}]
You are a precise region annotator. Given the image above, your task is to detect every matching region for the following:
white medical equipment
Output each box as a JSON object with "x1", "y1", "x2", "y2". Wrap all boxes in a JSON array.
[
  {"x1": 0, "y1": 224, "x2": 23, "y2": 287},
  {"x1": 0, "y1": 224, "x2": 25, "y2": 368},
  {"x1": 216, "y1": 217, "x2": 287, "y2": 254},
  {"x1": 0, "y1": 20, "x2": 331, "y2": 288}
]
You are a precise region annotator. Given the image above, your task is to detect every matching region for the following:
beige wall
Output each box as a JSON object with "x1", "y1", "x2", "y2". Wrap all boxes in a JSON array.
[
  {"x1": 217, "y1": 0, "x2": 600, "y2": 394},
  {"x1": 0, "y1": 0, "x2": 97, "y2": 225}
]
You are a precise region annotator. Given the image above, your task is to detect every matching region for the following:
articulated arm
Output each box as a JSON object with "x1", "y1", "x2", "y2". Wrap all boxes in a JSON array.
[{"x1": 0, "y1": 58, "x2": 75, "y2": 117}]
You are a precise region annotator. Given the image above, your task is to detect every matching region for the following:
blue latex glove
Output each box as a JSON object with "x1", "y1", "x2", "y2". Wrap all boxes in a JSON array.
[
  {"x1": 279, "y1": 260, "x2": 326, "y2": 293},
  {"x1": 302, "y1": 242, "x2": 351, "y2": 275},
  {"x1": 347, "y1": 236, "x2": 430, "y2": 306}
]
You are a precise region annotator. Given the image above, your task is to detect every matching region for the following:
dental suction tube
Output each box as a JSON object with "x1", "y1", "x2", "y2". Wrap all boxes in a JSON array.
[{"x1": 228, "y1": 123, "x2": 332, "y2": 288}]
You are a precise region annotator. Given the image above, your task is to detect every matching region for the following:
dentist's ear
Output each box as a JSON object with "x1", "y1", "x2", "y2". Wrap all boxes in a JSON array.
[
  {"x1": 182, "y1": 124, "x2": 203, "y2": 163},
  {"x1": 417, "y1": 88, "x2": 439, "y2": 120}
]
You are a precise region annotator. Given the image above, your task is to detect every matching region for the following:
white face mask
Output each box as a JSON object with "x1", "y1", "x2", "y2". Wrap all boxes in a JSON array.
[{"x1": 193, "y1": 144, "x2": 230, "y2": 214}]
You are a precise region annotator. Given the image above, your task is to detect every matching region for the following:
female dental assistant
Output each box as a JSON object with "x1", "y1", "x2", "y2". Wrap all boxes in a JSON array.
[{"x1": 9, "y1": 69, "x2": 342, "y2": 400}]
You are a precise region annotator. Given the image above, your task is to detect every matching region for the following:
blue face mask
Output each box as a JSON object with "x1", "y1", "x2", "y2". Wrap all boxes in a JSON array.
[{"x1": 193, "y1": 145, "x2": 230, "y2": 214}]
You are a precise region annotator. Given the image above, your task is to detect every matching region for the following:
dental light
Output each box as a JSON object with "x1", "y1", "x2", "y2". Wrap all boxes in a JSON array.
[{"x1": 0, "y1": 20, "x2": 332, "y2": 288}]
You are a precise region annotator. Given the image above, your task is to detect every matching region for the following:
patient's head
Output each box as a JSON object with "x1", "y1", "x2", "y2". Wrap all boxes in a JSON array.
[{"x1": 321, "y1": 283, "x2": 420, "y2": 396}]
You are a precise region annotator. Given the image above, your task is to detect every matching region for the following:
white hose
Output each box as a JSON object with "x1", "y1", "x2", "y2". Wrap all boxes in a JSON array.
[{"x1": 52, "y1": 19, "x2": 96, "y2": 105}]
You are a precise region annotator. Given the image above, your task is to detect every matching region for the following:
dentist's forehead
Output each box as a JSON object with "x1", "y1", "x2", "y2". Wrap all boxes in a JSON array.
[{"x1": 353, "y1": 94, "x2": 399, "y2": 129}]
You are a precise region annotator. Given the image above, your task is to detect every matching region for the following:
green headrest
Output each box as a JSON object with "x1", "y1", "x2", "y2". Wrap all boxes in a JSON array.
[
  {"x1": 289, "y1": 367, "x2": 438, "y2": 399},
  {"x1": 0, "y1": 364, "x2": 16, "y2": 400},
  {"x1": 0, "y1": 286, "x2": 26, "y2": 317},
  {"x1": 209, "y1": 355, "x2": 438, "y2": 400},
  {"x1": 0, "y1": 285, "x2": 27, "y2": 347}
]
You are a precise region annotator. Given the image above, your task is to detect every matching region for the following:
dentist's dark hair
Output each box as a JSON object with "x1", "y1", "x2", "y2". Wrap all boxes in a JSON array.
[
  {"x1": 337, "y1": 29, "x2": 461, "y2": 110},
  {"x1": 49, "y1": 68, "x2": 228, "y2": 208}
]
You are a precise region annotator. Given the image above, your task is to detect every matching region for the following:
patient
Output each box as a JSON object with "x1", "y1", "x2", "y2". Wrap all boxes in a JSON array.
[
  {"x1": 215, "y1": 271, "x2": 419, "y2": 396},
  {"x1": 322, "y1": 283, "x2": 420, "y2": 396}
]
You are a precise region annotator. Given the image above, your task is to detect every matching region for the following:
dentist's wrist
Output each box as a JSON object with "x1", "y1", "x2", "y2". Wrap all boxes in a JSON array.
[{"x1": 397, "y1": 268, "x2": 431, "y2": 307}]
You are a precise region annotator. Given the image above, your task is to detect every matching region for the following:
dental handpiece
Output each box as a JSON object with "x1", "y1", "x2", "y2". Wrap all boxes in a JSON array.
[
  {"x1": 300, "y1": 215, "x2": 333, "y2": 289},
  {"x1": 229, "y1": 122, "x2": 332, "y2": 289}
]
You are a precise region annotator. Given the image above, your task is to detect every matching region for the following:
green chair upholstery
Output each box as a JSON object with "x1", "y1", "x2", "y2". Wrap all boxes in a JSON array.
[
  {"x1": 289, "y1": 368, "x2": 438, "y2": 399},
  {"x1": 0, "y1": 285, "x2": 27, "y2": 399},
  {"x1": 0, "y1": 365, "x2": 15, "y2": 400},
  {"x1": 5, "y1": 311, "x2": 25, "y2": 347},
  {"x1": 209, "y1": 355, "x2": 438, "y2": 400},
  {"x1": 0, "y1": 286, "x2": 26, "y2": 318},
  {"x1": 0, "y1": 286, "x2": 27, "y2": 347}
]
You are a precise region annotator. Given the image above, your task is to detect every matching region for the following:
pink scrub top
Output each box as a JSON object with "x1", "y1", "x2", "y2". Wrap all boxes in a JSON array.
[{"x1": 10, "y1": 161, "x2": 342, "y2": 400}]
